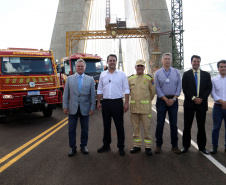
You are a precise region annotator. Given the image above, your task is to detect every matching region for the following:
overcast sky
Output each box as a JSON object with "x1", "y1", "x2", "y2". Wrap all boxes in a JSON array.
[{"x1": 0, "y1": 0, "x2": 225, "y2": 69}]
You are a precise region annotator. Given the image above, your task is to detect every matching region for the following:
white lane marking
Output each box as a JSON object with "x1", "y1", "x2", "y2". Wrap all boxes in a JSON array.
[{"x1": 152, "y1": 107, "x2": 226, "y2": 174}]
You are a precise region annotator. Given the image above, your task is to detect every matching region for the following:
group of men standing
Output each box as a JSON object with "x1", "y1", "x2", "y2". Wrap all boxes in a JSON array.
[{"x1": 63, "y1": 53, "x2": 226, "y2": 157}]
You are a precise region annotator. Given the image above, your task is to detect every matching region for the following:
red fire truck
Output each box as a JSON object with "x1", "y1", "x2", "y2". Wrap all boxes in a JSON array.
[{"x1": 0, "y1": 48, "x2": 62, "y2": 122}]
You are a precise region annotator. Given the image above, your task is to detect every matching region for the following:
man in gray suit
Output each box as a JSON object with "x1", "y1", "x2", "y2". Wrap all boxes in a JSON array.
[{"x1": 63, "y1": 59, "x2": 95, "y2": 157}]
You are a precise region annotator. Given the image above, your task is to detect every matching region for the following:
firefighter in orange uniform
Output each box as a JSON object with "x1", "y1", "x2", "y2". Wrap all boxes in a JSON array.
[{"x1": 128, "y1": 59, "x2": 155, "y2": 156}]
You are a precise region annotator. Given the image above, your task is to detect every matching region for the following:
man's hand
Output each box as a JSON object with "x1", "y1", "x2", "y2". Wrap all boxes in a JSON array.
[
  {"x1": 162, "y1": 97, "x2": 169, "y2": 106},
  {"x1": 221, "y1": 101, "x2": 226, "y2": 109},
  {"x1": 89, "y1": 110, "x2": 94, "y2": 115},
  {"x1": 97, "y1": 101, "x2": 101, "y2": 111},
  {"x1": 194, "y1": 98, "x2": 202, "y2": 104},
  {"x1": 63, "y1": 108, "x2": 69, "y2": 115},
  {"x1": 167, "y1": 99, "x2": 175, "y2": 106},
  {"x1": 124, "y1": 102, "x2": 129, "y2": 113},
  {"x1": 163, "y1": 98, "x2": 171, "y2": 106}
]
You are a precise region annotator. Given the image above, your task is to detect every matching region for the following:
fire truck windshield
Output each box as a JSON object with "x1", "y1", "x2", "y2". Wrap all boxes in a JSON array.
[
  {"x1": 1, "y1": 57, "x2": 54, "y2": 75},
  {"x1": 71, "y1": 59, "x2": 104, "y2": 74}
]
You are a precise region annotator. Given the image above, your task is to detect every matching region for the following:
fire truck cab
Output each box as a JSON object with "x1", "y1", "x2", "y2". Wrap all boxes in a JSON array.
[{"x1": 0, "y1": 48, "x2": 62, "y2": 122}]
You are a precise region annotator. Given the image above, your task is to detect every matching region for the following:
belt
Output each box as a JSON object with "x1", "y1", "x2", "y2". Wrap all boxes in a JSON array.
[
  {"x1": 214, "y1": 103, "x2": 222, "y2": 108},
  {"x1": 165, "y1": 95, "x2": 174, "y2": 99},
  {"x1": 103, "y1": 98, "x2": 122, "y2": 102}
]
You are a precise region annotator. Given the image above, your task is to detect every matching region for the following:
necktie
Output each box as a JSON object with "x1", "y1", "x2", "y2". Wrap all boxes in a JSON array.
[
  {"x1": 78, "y1": 75, "x2": 82, "y2": 93},
  {"x1": 195, "y1": 71, "x2": 198, "y2": 96}
]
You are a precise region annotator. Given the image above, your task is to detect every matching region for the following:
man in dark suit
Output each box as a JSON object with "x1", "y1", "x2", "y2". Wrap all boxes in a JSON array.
[
  {"x1": 63, "y1": 59, "x2": 95, "y2": 157},
  {"x1": 181, "y1": 55, "x2": 212, "y2": 155}
]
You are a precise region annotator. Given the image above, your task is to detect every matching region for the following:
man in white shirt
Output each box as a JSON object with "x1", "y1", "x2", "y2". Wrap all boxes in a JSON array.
[
  {"x1": 97, "y1": 54, "x2": 130, "y2": 156},
  {"x1": 210, "y1": 60, "x2": 226, "y2": 154}
]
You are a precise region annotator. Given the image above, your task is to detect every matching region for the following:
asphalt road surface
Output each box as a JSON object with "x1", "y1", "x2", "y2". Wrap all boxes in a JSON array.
[{"x1": 0, "y1": 100, "x2": 226, "y2": 185}]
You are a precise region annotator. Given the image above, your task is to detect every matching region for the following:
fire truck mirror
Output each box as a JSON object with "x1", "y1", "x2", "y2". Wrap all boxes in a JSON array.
[
  {"x1": 61, "y1": 66, "x2": 65, "y2": 73},
  {"x1": 56, "y1": 64, "x2": 62, "y2": 73}
]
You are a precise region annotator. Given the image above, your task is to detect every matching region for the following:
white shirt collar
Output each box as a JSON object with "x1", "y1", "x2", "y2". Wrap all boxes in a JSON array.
[
  {"x1": 107, "y1": 69, "x2": 118, "y2": 73},
  {"x1": 214, "y1": 74, "x2": 224, "y2": 81}
]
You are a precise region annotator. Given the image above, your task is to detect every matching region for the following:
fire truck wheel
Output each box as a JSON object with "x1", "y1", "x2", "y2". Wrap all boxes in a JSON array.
[{"x1": 42, "y1": 105, "x2": 53, "y2": 117}]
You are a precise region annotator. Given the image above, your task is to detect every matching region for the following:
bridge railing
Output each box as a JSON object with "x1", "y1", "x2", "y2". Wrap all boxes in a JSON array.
[{"x1": 180, "y1": 62, "x2": 219, "y2": 78}]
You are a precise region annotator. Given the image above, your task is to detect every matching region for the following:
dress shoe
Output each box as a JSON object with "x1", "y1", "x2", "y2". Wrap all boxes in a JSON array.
[
  {"x1": 68, "y1": 148, "x2": 76, "y2": 157},
  {"x1": 181, "y1": 147, "x2": 188, "y2": 153},
  {"x1": 154, "y1": 146, "x2": 161, "y2": 154},
  {"x1": 200, "y1": 148, "x2": 209, "y2": 155},
  {"x1": 119, "y1": 148, "x2": 125, "y2": 156},
  {"x1": 130, "y1": 147, "x2": 141, "y2": 153},
  {"x1": 145, "y1": 148, "x2": 152, "y2": 156},
  {"x1": 171, "y1": 147, "x2": 181, "y2": 154},
  {"x1": 81, "y1": 146, "x2": 89, "y2": 154},
  {"x1": 97, "y1": 145, "x2": 111, "y2": 153},
  {"x1": 210, "y1": 146, "x2": 217, "y2": 154}
]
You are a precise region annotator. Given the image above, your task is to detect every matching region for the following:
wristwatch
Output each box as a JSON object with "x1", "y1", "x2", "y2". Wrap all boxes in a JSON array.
[{"x1": 173, "y1": 98, "x2": 177, "y2": 101}]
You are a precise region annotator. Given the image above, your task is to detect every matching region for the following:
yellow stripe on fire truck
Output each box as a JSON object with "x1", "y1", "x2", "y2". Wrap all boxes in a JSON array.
[{"x1": 4, "y1": 77, "x2": 55, "y2": 84}]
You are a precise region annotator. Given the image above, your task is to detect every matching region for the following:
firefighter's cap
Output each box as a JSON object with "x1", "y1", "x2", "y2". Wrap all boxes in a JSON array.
[{"x1": 135, "y1": 59, "x2": 145, "y2": 66}]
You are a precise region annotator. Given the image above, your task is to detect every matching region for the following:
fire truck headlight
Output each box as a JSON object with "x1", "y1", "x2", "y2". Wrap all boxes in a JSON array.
[
  {"x1": 3, "y1": 95, "x2": 14, "y2": 99},
  {"x1": 49, "y1": 91, "x2": 57, "y2": 96}
]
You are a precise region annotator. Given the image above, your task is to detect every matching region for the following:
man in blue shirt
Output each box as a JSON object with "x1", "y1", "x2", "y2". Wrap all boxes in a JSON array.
[{"x1": 154, "y1": 53, "x2": 181, "y2": 154}]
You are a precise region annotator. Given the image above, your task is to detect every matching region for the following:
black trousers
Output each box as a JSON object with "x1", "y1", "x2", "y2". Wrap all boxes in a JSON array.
[
  {"x1": 182, "y1": 108, "x2": 207, "y2": 150},
  {"x1": 102, "y1": 98, "x2": 125, "y2": 149}
]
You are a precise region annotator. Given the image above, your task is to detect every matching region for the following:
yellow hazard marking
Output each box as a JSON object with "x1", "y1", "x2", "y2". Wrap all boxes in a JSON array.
[
  {"x1": 134, "y1": 139, "x2": 142, "y2": 142},
  {"x1": 26, "y1": 78, "x2": 30, "y2": 83},
  {"x1": 32, "y1": 78, "x2": 37, "y2": 82},
  {"x1": 141, "y1": 100, "x2": 149, "y2": 104},
  {"x1": 0, "y1": 117, "x2": 68, "y2": 173},
  {"x1": 128, "y1": 75, "x2": 137, "y2": 80},
  {"x1": 143, "y1": 75, "x2": 151, "y2": 80},
  {"x1": 50, "y1": 77, "x2": 53, "y2": 82},
  {"x1": 12, "y1": 79, "x2": 17, "y2": 84},
  {"x1": 38, "y1": 77, "x2": 43, "y2": 82},
  {"x1": 144, "y1": 140, "x2": 152, "y2": 143},
  {"x1": 19, "y1": 78, "x2": 24, "y2": 83},
  {"x1": 5, "y1": 79, "x2": 9, "y2": 83}
]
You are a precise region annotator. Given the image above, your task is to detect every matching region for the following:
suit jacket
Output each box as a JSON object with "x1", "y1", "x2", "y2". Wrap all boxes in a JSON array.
[
  {"x1": 63, "y1": 74, "x2": 95, "y2": 116},
  {"x1": 182, "y1": 69, "x2": 212, "y2": 111}
]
